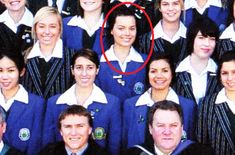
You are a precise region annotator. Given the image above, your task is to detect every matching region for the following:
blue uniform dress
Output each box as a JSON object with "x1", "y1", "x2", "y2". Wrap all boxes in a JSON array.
[
  {"x1": 123, "y1": 88, "x2": 196, "y2": 149},
  {"x1": 197, "y1": 88, "x2": 235, "y2": 155},
  {"x1": 95, "y1": 45, "x2": 147, "y2": 104},
  {"x1": 62, "y1": 14, "x2": 110, "y2": 55},
  {"x1": 184, "y1": 0, "x2": 228, "y2": 32},
  {"x1": 21, "y1": 39, "x2": 76, "y2": 99},
  {"x1": 0, "y1": 85, "x2": 45, "y2": 155},
  {"x1": 139, "y1": 21, "x2": 187, "y2": 66},
  {"x1": 217, "y1": 23, "x2": 235, "y2": 61},
  {"x1": 43, "y1": 84, "x2": 121, "y2": 155}
]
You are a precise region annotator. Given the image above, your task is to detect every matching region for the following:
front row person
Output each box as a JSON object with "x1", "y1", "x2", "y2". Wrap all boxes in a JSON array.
[
  {"x1": 123, "y1": 101, "x2": 213, "y2": 155},
  {"x1": 0, "y1": 108, "x2": 24, "y2": 155},
  {"x1": 39, "y1": 105, "x2": 108, "y2": 155},
  {"x1": 43, "y1": 49, "x2": 121, "y2": 155},
  {"x1": 0, "y1": 49, "x2": 45, "y2": 155},
  {"x1": 197, "y1": 51, "x2": 235, "y2": 155},
  {"x1": 122, "y1": 53, "x2": 196, "y2": 149}
]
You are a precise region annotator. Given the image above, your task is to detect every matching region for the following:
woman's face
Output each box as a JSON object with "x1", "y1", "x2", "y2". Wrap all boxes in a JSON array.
[
  {"x1": 148, "y1": 59, "x2": 172, "y2": 91},
  {"x1": 111, "y1": 15, "x2": 136, "y2": 48},
  {"x1": 220, "y1": 60, "x2": 235, "y2": 92},
  {"x1": 35, "y1": 14, "x2": 61, "y2": 47},
  {"x1": 72, "y1": 56, "x2": 98, "y2": 88},
  {"x1": 80, "y1": 0, "x2": 102, "y2": 13},
  {"x1": 0, "y1": 56, "x2": 23, "y2": 93},
  {"x1": 160, "y1": 0, "x2": 182, "y2": 23},
  {"x1": 192, "y1": 31, "x2": 216, "y2": 59},
  {"x1": 1, "y1": 0, "x2": 26, "y2": 12}
]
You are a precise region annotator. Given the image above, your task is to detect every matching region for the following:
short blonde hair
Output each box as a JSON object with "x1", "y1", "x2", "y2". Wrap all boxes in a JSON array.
[
  {"x1": 156, "y1": 0, "x2": 184, "y2": 10},
  {"x1": 32, "y1": 6, "x2": 62, "y2": 42}
]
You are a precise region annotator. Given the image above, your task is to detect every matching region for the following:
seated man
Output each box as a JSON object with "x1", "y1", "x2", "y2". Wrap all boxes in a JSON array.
[
  {"x1": 123, "y1": 100, "x2": 213, "y2": 155},
  {"x1": 0, "y1": 108, "x2": 24, "y2": 155},
  {"x1": 39, "y1": 105, "x2": 108, "y2": 155}
]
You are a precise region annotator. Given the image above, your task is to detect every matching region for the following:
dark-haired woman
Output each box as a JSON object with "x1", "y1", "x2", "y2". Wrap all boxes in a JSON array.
[
  {"x1": 197, "y1": 51, "x2": 235, "y2": 155},
  {"x1": 43, "y1": 49, "x2": 121, "y2": 155}
]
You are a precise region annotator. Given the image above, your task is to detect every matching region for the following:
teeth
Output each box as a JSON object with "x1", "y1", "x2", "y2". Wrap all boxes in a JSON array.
[{"x1": 10, "y1": 1, "x2": 20, "y2": 5}]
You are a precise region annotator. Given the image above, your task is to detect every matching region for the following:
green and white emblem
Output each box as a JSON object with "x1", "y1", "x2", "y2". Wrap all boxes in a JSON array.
[{"x1": 19, "y1": 128, "x2": 30, "y2": 141}]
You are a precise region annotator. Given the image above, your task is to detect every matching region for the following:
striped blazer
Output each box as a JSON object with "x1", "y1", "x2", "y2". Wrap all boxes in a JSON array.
[
  {"x1": 216, "y1": 39, "x2": 235, "y2": 61},
  {"x1": 197, "y1": 93, "x2": 235, "y2": 155},
  {"x1": 139, "y1": 32, "x2": 187, "y2": 66},
  {"x1": 21, "y1": 47, "x2": 76, "y2": 99},
  {"x1": 173, "y1": 71, "x2": 222, "y2": 104}
]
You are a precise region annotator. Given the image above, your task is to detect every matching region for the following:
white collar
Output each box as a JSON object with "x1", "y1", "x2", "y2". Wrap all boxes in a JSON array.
[
  {"x1": 67, "y1": 14, "x2": 104, "y2": 36},
  {"x1": 184, "y1": 0, "x2": 222, "y2": 10},
  {"x1": 27, "y1": 39, "x2": 63, "y2": 60},
  {"x1": 135, "y1": 88, "x2": 179, "y2": 106},
  {"x1": 152, "y1": 21, "x2": 186, "y2": 43},
  {"x1": 0, "y1": 8, "x2": 33, "y2": 33},
  {"x1": 0, "y1": 84, "x2": 29, "y2": 104},
  {"x1": 100, "y1": 45, "x2": 144, "y2": 62},
  {"x1": 220, "y1": 23, "x2": 235, "y2": 42},
  {"x1": 215, "y1": 88, "x2": 235, "y2": 114},
  {"x1": 154, "y1": 145, "x2": 172, "y2": 155},
  {"x1": 176, "y1": 56, "x2": 217, "y2": 73},
  {"x1": 0, "y1": 141, "x2": 3, "y2": 153},
  {"x1": 56, "y1": 84, "x2": 107, "y2": 108}
]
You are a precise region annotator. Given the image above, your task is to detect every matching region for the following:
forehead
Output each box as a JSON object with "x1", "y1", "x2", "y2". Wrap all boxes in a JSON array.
[
  {"x1": 74, "y1": 57, "x2": 95, "y2": 65},
  {"x1": 37, "y1": 14, "x2": 60, "y2": 24},
  {"x1": 221, "y1": 61, "x2": 235, "y2": 70},
  {"x1": 114, "y1": 15, "x2": 136, "y2": 25},
  {"x1": 153, "y1": 109, "x2": 181, "y2": 124},
  {"x1": 0, "y1": 56, "x2": 16, "y2": 68},
  {"x1": 160, "y1": 0, "x2": 183, "y2": 4},
  {"x1": 150, "y1": 59, "x2": 170, "y2": 68},
  {"x1": 61, "y1": 115, "x2": 89, "y2": 125}
]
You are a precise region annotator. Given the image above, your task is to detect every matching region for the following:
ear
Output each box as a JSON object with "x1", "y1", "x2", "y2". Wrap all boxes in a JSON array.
[
  {"x1": 111, "y1": 29, "x2": 113, "y2": 35},
  {"x1": 2, "y1": 122, "x2": 6, "y2": 133},
  {"x1": 71, "y1": 66, "x2": 75, "y2": 76},
  {"x1": 96, "y1": 68, "x2": 99, "y2": 75},
  {"x1": 20, "y1": 68, "x2": 25, "y2": 77},
  {"x1": 88, "y1": 127, "x2": 92, "y2": 135},
  {"x1": 149, "y1": 124, "x2": 153, "y2": 135}
]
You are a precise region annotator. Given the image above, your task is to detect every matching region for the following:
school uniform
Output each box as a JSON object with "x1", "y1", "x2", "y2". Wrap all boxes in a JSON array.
[
  {"x1": 197, "y1": 88, "x2": 235, "y2": 155},
  {"x1": 139, "y1": 21, "x2": 187, "y2": 66},
  {"x1": 0, "y1": 8, "x2": 33, "y2": 52},
  {"x1": 95, "y1": 45, "x2": 147, "y2": 104},
  {"x1": 21, "y1": 39, "x2": 76, "y2": 99},
  {"x1": 0, "y1": 85, "x2": 45, "y2": 155},
  {"x1": 62, "y1": 15, "x2": 110, "y2": 55},
  {"x1": 217, "y1": 23, "x2": 235, "y2": 61},
  {"x1": 0, "y1": 141, "x2": 24, "y2": 155},
  {"x1": 122, "y1": 140, "x2": 213, "y2": 155},
  {"x1": 27, "y1": 0, "x2": 77, "y2": 17},
  {"x1": 43, "y1": 84, "x2": 121, "y2": 155},
  {"x1": 184, "y1": 0, "x2": 228, "y2": 32},
  {"x1": 174, "y1": 56, "x2": 221, "y2": 104},
  {"x1": 39, "y1": 140, "x2": 108, "y2": 155},
  {"x1": 122, "y1": 88, "x2": 196, "y2": 149}
]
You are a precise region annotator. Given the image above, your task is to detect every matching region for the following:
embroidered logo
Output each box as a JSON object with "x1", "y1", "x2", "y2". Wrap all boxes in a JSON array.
[
  {"x1": 134, "y1": 82, "x2": 144, "y2": 94},
  {"x1": 19, "y1": 128, "x2": 30, "y2": 141},
  {"x1": 92, "y1": 127, "x2": 106, "y2": 140},
  {"x1": 181, "y1": 130, "x2": 187, "y2": 141}
]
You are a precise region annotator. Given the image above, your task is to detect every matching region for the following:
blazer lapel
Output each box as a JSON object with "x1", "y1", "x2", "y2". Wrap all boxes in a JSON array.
[
  {"x1": 26, "y1": 58, "x2": 43, "y2": 96},
  {"x1": 215, "y1": 103, "x2": 235, "y2": 151},
  {"x1": 206, "y1": 72, "x2": 220, "y2": 95}
]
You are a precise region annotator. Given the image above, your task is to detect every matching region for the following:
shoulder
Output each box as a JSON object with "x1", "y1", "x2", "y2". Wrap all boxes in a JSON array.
[
  {"x1": 84, "y1": 140, "x2": 108, "y2": 155},
  {"x1": 39, "y1": 141, "x2": 66, "y2": 155},
  {"x1": 180, "y1": 143, "x2": 214, "y2": 155},
  {"x1": 6, "y1": 146, "x2": 25, "y2": 155}
]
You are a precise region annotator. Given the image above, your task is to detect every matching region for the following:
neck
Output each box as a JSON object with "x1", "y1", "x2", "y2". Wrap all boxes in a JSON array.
[
  {"x1": 151, "y1": 87, "x2": 169, "y2": 102},
  {"x1": 2, "y1": 85, "x2": 20, "y2": 102},
  {"x1": 39, "y1": 43, "x2": 56, "y2": 57},
  {"x1": 197, "y1": 0, "x2": 207, "y2": 8},
  {"x1": 75, "y1": 84, "x2": 93, "y2": 105},
  {"x1": 225, "y1": 89, "x2": 235, "y2": 102},
  {"x1": 113, "y1": 44, "x2": 131, "y2": 63},
  {"x1": 190, "y1": 54, "x2": 209, "y2": 75},
  {"x1": 161, "y1": 20, "x2": 180, "y2": 39},
  {"x1": 8, "y1": 8, "x2": 25, "y2": 24},
  {"x1": 84, "y1": 9, "x2": 102, "y2": 30}
]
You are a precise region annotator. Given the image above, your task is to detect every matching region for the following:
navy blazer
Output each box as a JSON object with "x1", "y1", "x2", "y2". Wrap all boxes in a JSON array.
[
  {"x1": 122, "y1": 95, "x2": 196, "y2": 149},
  {"x1": 43, "y1": 93, "x2": 121, "y2": 155},
  {"x1": 3, "y1": 93, "x2": 45, "y2": 155},
  {"x1": 197, "y1": 93, "x2": 235, "y2": 155},
  {"x1": 27, "y1": 0, "x2": 77, "y2": 17}
]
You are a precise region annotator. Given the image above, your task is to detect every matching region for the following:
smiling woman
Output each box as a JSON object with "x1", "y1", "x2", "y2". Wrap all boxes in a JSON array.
[{"x1": 21, "y1": 6, "x2": 76, "y2": 99}]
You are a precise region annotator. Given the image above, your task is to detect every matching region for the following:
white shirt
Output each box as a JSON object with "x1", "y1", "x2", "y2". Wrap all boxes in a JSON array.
[
  {"x1": 56, "y1": 84, "x2": 107, "y2": 108},
  {"x1": 67, "y1": 14, "x2": 104, "y2": 37},
  {"x1": 152, "y1": 20, "x2": 186, "y2": 43},
  {"x1": 216, "y1": 88, "x2": 235, "y2": 114},
  {"x1": 100, "y1": 45, "x2": 144, "y2": 72},
  {"x1": 220, "y1": 23, "x2": 235, "y2": 42},
  {"x1": 48, "y1": 0, "x2": 65, "y2": 13},
  {"x1": 135, "y1": 87, "x2": 180, "y2": 107},
  {"x1": 0, "y1": 85, "x2": 28, "y2": 111},
  {"x1": 176, "y1": 56, "x2": 217, "y2": 104},
  {"x1": 27, "y1": 39, "x2": 63, "y2": 62},
  {"x1": 0, "y1": 8, "x2": 33, "y2": 33},
  {"x1": 0, "y1": 141, "x2": 4, "y2": 153},
  {"x1": 185, "y1": 0, "x2": 222, "y2": 13}
]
